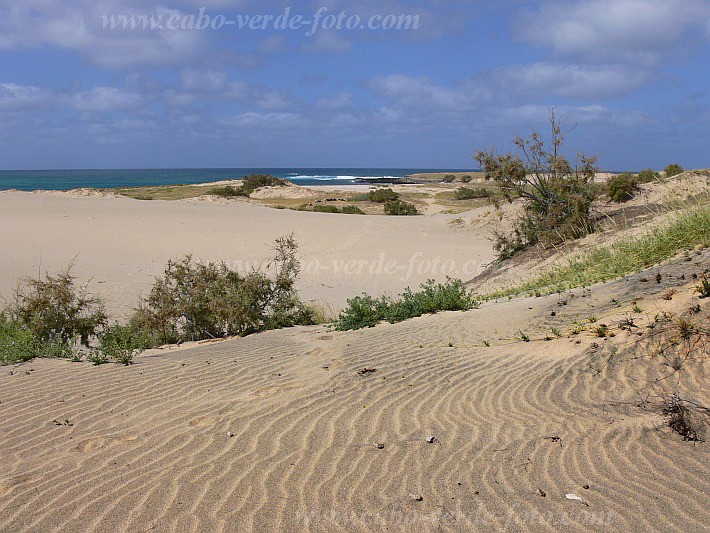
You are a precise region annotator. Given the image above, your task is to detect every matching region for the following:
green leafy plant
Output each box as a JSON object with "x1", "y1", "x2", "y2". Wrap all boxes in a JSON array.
[
  {"x1": 335, "y1": 278, "x2": 478, "y2": 331},
  {"x1": 637, "y1": 168, "x2": 660, "y2": 183},
  {"x1": 442, "y1": 174, "x2": 456, "y2": 183},
  {"x1": 384, "y1": 200, "x2": 419, "y2": 215},
  {"x1": 7, "y1": 264, "x2": 107, "y2": 349},
  {"x1": 136, "y1": 235, "x2": 314, "y2": 344},
  {"x1": 607, "y1": 172, "x2": 639, "y2": 202},
  {"x1": 664, "y1": 164, "x2": 684, "y2": 178},
  {"x1": 99, "y1": 323, "x2": 154, "y2": 365},
  {"x1": 475, "y1": 109, "x2": 598, "y2": 259},
  {"x1": 454, "y1": 187, "x2": 491, "y2": 200},
  {"x1": 367, "y1": 188, "x2": 400, "y2": 203}
]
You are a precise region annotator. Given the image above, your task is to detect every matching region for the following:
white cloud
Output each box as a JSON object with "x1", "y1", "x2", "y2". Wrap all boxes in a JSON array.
[
  {"x1": 181, "y1": 69, "x2": 229, "y2": 92},
  {"x1": 70, "y1": 87, "x2": 142, "y2": 112},
  {"x1": 516, "y1": 0, "x2": 710, "y2": 64},
  {"x1": 480, "y1": 62, "x2": 650, "y2": 100},
  {"x1": 0, "y1": 83, "x2": 54, "y2": 112},
  {"x1": 367, "y1": 75, "x2": 475, "y2": 110},
  {"x1": 0, "y1": 1, "x2": 208, "y2": 68}
]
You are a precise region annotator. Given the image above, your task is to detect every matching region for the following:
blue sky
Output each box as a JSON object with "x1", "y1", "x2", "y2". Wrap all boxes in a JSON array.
[{"x1": 0, "y1": 0, "x2": 708, "y2": 170}]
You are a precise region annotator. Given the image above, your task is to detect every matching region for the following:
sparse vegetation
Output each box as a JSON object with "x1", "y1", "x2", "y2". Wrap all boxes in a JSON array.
[
  {"x1": 454, "y1": 187, "x2": 491, "y2": 200},
  {"x1": 637, "y1": 168, "x2": 660, "y2": 184},
  {"x1": 664, "y1": 164, "x2": 684, "y2": 178},
  {"x1": 134, "y1": 235, "x2": 314, "y2": 344},
  {"x1": 384, "y1": 199, "x2": 419, "y2": 215},
  {"x1": 607, "y1": 172, "x2": 639, "y2": 202},
  {"x1": 695, "y1": 274, "x2": 710, "y2": 298},
  {"x1": 367, "y1": 188, "x2": 400, "y2": 203},
  {"x1": 484, "y1": 204, "x2": 710, "y2": 299},
  {"x1": 335, "y1": 278, "x2": 478, "y2": 331},
  {"x1": 206, "y1": 174, "x2": 287, "y2": 199},
  {"x1": 207, "y1": 185, "x2": 249, "y2": 198},
  {"x1": 6, "y1": 264, "x2": 107, "y2": 350},
  {"x1": 99, "y1": 323, "x2": 154, "y2": 365},
  {"x1": 442, "y1": 174, "x2": 456, "y2": 183},
  {"x1": 475, "y1": 110, "x2": 598, "y2": 259},
  {"x1": 299, "y1": 204, "x2": 365, "y2": 214}
]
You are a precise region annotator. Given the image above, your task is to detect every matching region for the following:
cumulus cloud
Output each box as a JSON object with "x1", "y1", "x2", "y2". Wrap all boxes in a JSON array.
[
  {"x1": 0, "y1": 83, "x2": 54, "y2": 112},
  {"x1": 515, "y1": 0, "x2": 710, "y2": 64},
  {"x1": 477, "y1": 62, "x2": 650, "y2": 100}
]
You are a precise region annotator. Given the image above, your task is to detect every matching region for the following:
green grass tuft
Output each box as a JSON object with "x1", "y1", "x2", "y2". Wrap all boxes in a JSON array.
[{"x1": 484, "y1": 204, "x2": 709, "y2": 300}]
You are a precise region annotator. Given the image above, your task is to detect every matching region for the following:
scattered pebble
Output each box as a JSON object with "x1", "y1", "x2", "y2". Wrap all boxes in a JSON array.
[
  {"x1": 358, "y1": 368, "x2": 377, "y2": 375},
  {"x1": 409, "y1": 493, "x2": 423, "y2": 502},
  {"x1": 565, "y1": 493, "x2": 582, "y2": 501},
  {"x1": 426, "y1": 436, "x2": 437, "y2": 444},
  {"x1": 538, "y1": 488, "x2": 546, "y2": 497},
  {"x1": 372, "y1": 442, "x2": 385, "y2": 449},
  {"x1": 583, "y1": 484, "x2": 590, "y2": 490},
  {"x1": 227, "y1": 432, "x2": 235, "y2": 438}
]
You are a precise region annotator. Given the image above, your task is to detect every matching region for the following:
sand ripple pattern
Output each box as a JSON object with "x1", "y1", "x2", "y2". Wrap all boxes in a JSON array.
[{"x1": 1, "y1": 291, "x2": 708, "y2": 532}]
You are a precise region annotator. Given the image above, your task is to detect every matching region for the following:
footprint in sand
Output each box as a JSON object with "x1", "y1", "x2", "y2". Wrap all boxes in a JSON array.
[
  {"x1": 0, "y1": 474, "x2": 37, "y2": 497},
  {"x1": 77, "y1": 435, "x2": 138, "y2": 452}
]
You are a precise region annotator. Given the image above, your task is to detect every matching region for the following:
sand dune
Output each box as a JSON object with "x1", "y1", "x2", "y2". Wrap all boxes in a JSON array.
[
  {"x1": 1, "y1": 252, "x2": 707, "y2": 532},
  {"x1": 0, "y1": 191, "x2": 494, "y2": 318}
]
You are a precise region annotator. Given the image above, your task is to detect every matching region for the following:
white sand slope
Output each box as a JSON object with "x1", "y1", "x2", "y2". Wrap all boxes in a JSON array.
[
  {"x1": 1, "y1": 253, "x2": 707, "y2": 532},
  {"x1": 0, "y1": 191, "x2": 495, "y2": 317}
]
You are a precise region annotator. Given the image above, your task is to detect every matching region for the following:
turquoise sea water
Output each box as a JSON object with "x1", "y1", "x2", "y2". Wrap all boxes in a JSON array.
[{"x1": 0, "y1": 168, "x2": 472, "y2": 191}]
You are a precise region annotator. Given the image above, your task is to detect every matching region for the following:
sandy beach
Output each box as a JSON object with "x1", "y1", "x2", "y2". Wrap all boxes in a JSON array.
[{"x1": 0, "y1": 190, "x2": 495, "y2": 318}]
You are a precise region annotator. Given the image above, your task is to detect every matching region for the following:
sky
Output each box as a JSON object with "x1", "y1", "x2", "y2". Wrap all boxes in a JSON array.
[{"x1": 0, "y1": 0, "x2": 708, "y2": 171}]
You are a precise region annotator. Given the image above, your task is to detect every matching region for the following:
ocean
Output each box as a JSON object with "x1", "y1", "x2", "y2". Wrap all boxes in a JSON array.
[{"x1": 0, "y1": 168, "x2": 471, "y2": 191}]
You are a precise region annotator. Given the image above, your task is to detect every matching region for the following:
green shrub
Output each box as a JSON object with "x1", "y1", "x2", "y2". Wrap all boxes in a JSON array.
[
  {"x1": 341, "y1": 205, "x2": 366, "y2": 215},
  {"x1": 335, "y1": 278, "x2": 478, "y2": 331},
  {"x1": 137, "y1": 235, "x2": 314, "y2": 344},
  {"x1": 384, "y1": 200, "x2": 419, "y2": 215},
  {"x1": 207, "y1": 175, "x2": 287, "y2": 199},
  {"x1": 7, "y1": 265, "x2": 107, "y2": 348},
  {"x1": 460, "y1": 175, "x2": 473, "y2": 183},
  {"x1": 454, "y1": 187, "x2": 491, "y2": 200},
  {"x1": 637, "y1": 168, "x2": 660, "y2": 183},
  {"x1": 349, "y1": 192, "x2": 371, "y2": 202},
  {"x1": 312, "y1": 204, "x2": 342, "y2": 213},
  {"x1": 442, "y1": 175, "x2": 456, "y2": 183},
  {"x1": 99, "y1": 323, "x2": 155, "y2": 365},
  {"x1": 664, "y1": 164, "x2": 684, "y2": 178},
  {"x1": 207, "y1": 186, "x2": 249, "y2": 198},
  {"x1": 0, "y1": 319, "x2": 47, "y2": 364},
  {"x1": 367, "y1": 188, "x2": 400, "y2": 203},
  {"x1": 475, "y1": 110, "x2": 598, "y2": 258},
  {"x1": 607, "y1": 172, "x2": 639, "y2": 202},
  {"x1": 241, "y1": 174, "x2": 287, "y2": 192}
]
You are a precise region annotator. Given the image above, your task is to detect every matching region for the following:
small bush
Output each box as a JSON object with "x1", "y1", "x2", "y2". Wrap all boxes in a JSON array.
[
  {"x1": 241, "y1": 174, "x2": 287, "y2": 192},
  {"x1": 384, "y1": 200, "x2": 419, "y2": 215},
  {"x1": 664, "y1": 164, "x2": 684, "y2": 178},
  {"x1": 7, "y1": 264, "x2": 107, "y2": 348},
  {"x1": 663, "y1": 395, "x2": 706, "y2": 442},
  {"x1": 207, "y1": 186, "x2": 249, "y2": 198},
  {"x1": 454, "y1": 187, "x2": 491, "y2": 200},
  {"x1": 207, "y1": 175, "x2": 287, "y2": 199},
  {"x1": 367, "y1": 188, "x2": 400, "y2": 203},
  {"x1": 340, "y1": 205, "x2": 366, "y2": 215},
  {"x1": 136, "y1": 235, "x2": 314, "y2": 343},
  {"x1": 607, "y1": 172, "x2": 639, "y2": 202},
  {"x1": 637, "y1": 168, "x2": 660, "y2": 183},
  {"x1": 99, "y1": 323, "x2": 154, "y2": 365},
  {"x1": 335, "y1": 278, "x2": 478, "y2": 331},
  {"x1": 442, "y1": 175, "x2": 456, "y2": 183},
  {"x1": 312, "y1": 204, "x2": 342, "y2": 213},
  {"x1": 475, "y1": 110, "x2": 598, "y2": 258},
  {"x1": 0, "y1": 318, "x2": 37, "y2": 364},
  {"x1": 696, "y1": 274, "x2": 710, "y2": 298},
  {"x1": 460, "y1": 175, "x2": 473, "y2": 183}
]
